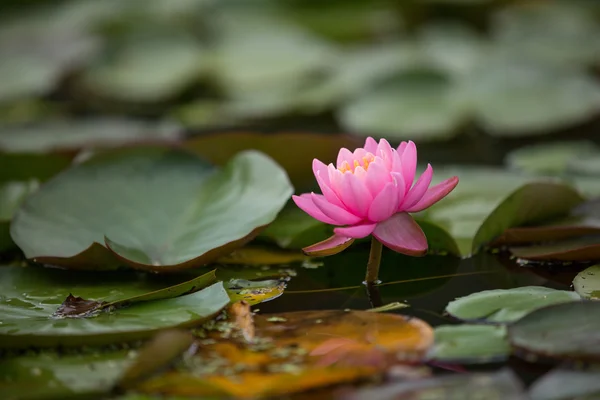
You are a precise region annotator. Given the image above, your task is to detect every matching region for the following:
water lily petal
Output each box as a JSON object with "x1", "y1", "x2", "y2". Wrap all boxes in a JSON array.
[
  {"x1": 292, "y1": 194, "x2": 338, "y2": 225},
  {"x1": 368, "y1": 182, "x2": 399, "y2": 222},
  {"x1": 314, "y1": 159, "x2": 344, "y2": 207},
  {"x1": 311, "y1": 193, "x2": 363, "y2": 225},
  {"x1": 338, "y1": 172, "x2": 372, "y2": 218},
  {"x1": 364, "y1": 158, "x2": 391, "y2": 197},
  {"x1": 334, "y1": 222, "x2": 377, "y2": 239},
  {"x1": 391, "y1": 172, "x2": 406, "y2": 205},
  {"x1": 400, "y1": 141, "x2": 417, "y2": 191},
  {"x1": 400, "y1": 164, "x2": 433, "y2": 210},
  {"x1": 337, "y1": 148, "x2": 354, "y2": 169},
  {"x1": 397, "y1": 141, "x2": 407, "y2": 154},
  {"x1": 352, "y1": 148, "x2": 368, "y2": 160},
  {"x1": 406, "y1": 176, "x2": 459, "y2": 213},
  {"x1": 364, "y1": 137, "x2": 378, "y2": 153},
  {"x1": 302, "y1": 234, "x2": 355, "y2": 256},
  {"x1": 391, "y1": 147, "x2": 403, "y2": 174},
  {"x1": 377, "y1": 139, "x2": 394, "y2": 170},
  {"x1": 373, "y1": 213, "x2": 428, "y2": 256}
]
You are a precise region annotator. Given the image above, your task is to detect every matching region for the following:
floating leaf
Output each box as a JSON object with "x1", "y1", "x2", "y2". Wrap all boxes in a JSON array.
[
  {"x1": 78, "y1": 33, "x2": 206, "y2": 103},
  {"x1": 421, "y1": 167, "x2": 582, "y2": 255},
  {"x1": 0, "y1": 119, "x2": 181, "y2": 153},
  {"x1": 465, "y1": 63, "x2": 600, "y2": 135},
  {"x1": 510, "y1": 236, "x2": 600, "y2": 262},
  {"x1": 185, "y1": 132, "x2": 360, "y2": 189},
  {"x1": 117, "y1": 330, "x2": 195, "y2": 390},
  {"x1": 259, "y1": 206, "x2": 333, "y2": 250},
  {"x1": 216, "y1": 246, "x2": 308, "y2": 266},
  {"x1": 0, "y1": 180, "x2": 38, "y2": 251},
  {"x1": 505, "y1": 141, "x2": 599, "y2": 175},
  {"x1": 445, "y1": 286, "x2": 580, "y2": 323},
  {"x1": 573, "y1": 265, "x2": 600, "y2": 300},
  {"x1": 529, "y1": 367, "x2": 600, "y2": 400},
  {"x1": 11, "y1": 148, "x2": 293, "y2": 271},
  {"x1": 0, "y1": 349, "x2": 133, "y2": 400},
  {"x1": 0, "y1": 265, "x2": 230, "y2": 348},
  {"x1": 339, "y1": 70, "x2": 467, "y2": 141},
  {"x1": 225, "y1": 278, "x2": 286, "y2": 306},
  {"x1": 136, "y1": 310, "x2": 433, "y2": 399},
  {"x1": 428, "y1": 324, "x2": 510, "y2": 364},
  {"x1": 344, "y1": 369, "x2": 527, "y2": 400},
  {"x1": 508, "y1": 301, "x2": 600, "y2": 362}
]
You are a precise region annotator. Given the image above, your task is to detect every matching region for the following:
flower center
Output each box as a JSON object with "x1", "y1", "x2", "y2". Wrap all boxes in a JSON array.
[{"x1": 338, "y1": 153, "x2": 375, "y2": 174}]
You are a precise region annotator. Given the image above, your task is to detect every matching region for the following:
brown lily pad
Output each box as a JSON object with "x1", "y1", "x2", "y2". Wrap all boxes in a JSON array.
[{"x1": 136, "y1": 308, "x2": 433, "y2": 399}]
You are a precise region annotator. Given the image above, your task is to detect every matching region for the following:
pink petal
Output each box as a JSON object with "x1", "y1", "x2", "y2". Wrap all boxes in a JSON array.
[
  {"x1": 406, "y1": 176, "x2": 459, "y2": 213},
  {"x1": 302, "y1": 234, "x2": 355, "y2": 257},
  {"x1": 368, "y1": 182, "x2": 399, "y2": 222},
  {"x1": 397, "y1": 141, "x2": 407, "y2": 154},
  {"x1": 338, "y1": 173, "x2": 372, "y2": 217},
  {"x1": 314, "y1": 159, "x2": 343, "y2": 207},
  {"x1": 292, "y1": 194, "x2": 337, "y2": 225},
  {"x1": 334, "y1": 222, "x2": 377, "y2": 239},
  {"x1": 400, "y1": 141, "x2": 417, "y2": 191},
  {"x1": 364, "y1": 137, "x2": 378, "y2": 153},
  {"x1": 391, "y1": 148, "x2": 403, "y2": 174},
  {"x1": 352, "y1": 148, "x2": 367, "y2": 160},
  {"x1": 373, "y1": 213, "x2": 428, "y2": 256},
  {"x1": 311, "y1": 193, "x2": 362, "y2": 225},
  {"x1": 364, "y1": 158, "x2": 391, "y2": 197},
  {"x1": 337, "y1": 148, "x2": 354, "y2": 169},
  {"x1": 391, "y1": 172, "x2": 407, "y2": 205},
  {"x1": 400, "y1": 164, "x2": 433, "y2": 211},
  {"x1": 376, "y1": 139, "x2": 394, "y2": 170}
]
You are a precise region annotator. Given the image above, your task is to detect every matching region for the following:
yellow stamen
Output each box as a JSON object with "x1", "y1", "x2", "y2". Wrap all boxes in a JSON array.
[{"x1": 337, "y1": 153, "x2": 376, "y2": 174}]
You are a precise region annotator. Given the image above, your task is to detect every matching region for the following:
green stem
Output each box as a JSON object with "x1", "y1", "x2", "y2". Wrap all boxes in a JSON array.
[{"x1": 364, "y1": 237, "x2": 383, "y2": 284}]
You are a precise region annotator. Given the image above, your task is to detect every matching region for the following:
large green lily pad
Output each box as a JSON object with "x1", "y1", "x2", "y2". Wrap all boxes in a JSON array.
[
  {"x1": 429, "y1": 324, "x2": 510, "y2": 364},
  {"x1": 0, "y1": 349, "x2": 133, "y2": 400},
  {"x1": 445, "y1": 286, "x2": 580, "y2": 323},
  {"x1": 11, "y1": 148, "x2": 293, "y2": 271},
  {"x1": 420, "y1": 167, "x2": 583, "y2": 255},
  {"x1": 508, "y1": 301, "x2": 600, "y2": 362},
  {"x1": 0, "y1": 265, "x2": 230, "y2": 348},
  {"x1": 573, "y1": 265, "x2": 600, "y2": 300},
  {"x1": 505, "y1": 141, "x2": 600, "y2": 175},
  {"x1": 0, "y1": 180, "x2": 38, "y2": 252}
]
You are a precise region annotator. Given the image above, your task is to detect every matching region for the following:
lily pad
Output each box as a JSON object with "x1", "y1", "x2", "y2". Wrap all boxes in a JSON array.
[
  {"x1": 0, "y1": 119, "x2": 181, "y2": 153},
  {"x1": 572, "y1": 265, "x2": 600, "y2": 300},
  {"x1": 339, "y1": 70, "x2": 467, "y2": 141},
  {"x1": 465, "y1": 63, "x2": 600, "y2": 135},
  {"x1": 508, "y1": 301, "x2": 600, "y2": 362},
  {"x1": 0, "y1": 265, "x2": 230, "y2": 348},
  {"x1": 345, "y1": 369, "x2": 527, "y2": 400},
  {"x1": 11, "y1": 148, "x2": 293, "y2": 271},
  {"x1": 505, "y1": 141, "x2": 600, "y2": 175},
  {"x1": 510, "y1": 236, "x2": 600, "y2": 262},
  {"x1": 225, "y1": 278, "x2": 286, "y2": 306},
  {"x1": 185, "y1": 131, "x2": 361, "y2": 189},
  {"x1": 136, "y1": 310, "x2": 433, "y2": 399},
  {"x1": 0, "y1": 180, "x2": 39, "y2": 252},
  {"x1": 421, "y1": 167, "x2": 582, "y2": 255},
  {"x1": 529, "y1": 368, "x2": 600, "y2": 400},
  {"x1": 78, "y1": 32, "x2": 206, "y2": 103},
  {"x1": 429, "y1": 324, "x2": 510, "y2": 364},
  {"x1": 259, "y1": 206, "x2": 333, "y2": 250},
  {"x1": 0, "y1": 349, "x2": 133, "y2": 400},
  {"x1": 445, "y1": 286, "x2": 580, "y2": 323}
]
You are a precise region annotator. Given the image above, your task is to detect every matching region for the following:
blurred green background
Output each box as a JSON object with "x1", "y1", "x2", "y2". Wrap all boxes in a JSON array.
[{"x1": 0, "y1": 0, "x2": 598, "y2": 162}]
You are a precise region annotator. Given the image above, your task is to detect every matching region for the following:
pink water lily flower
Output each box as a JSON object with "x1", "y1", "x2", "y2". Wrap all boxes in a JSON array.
[{"x1": 292, "y1": 137, "x2": 458, "y2": 268}]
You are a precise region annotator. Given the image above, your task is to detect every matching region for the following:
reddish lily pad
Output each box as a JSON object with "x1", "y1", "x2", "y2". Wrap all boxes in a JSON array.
[
  {"x1": 185, "y1": 131, "x2": 361, "y2": 190},
  {"x1": 11, "y1": 147, "x2": 293, "y2": 271},
  {"x1": 510, "y1": 236, "x2": 600, "y2": 262}
]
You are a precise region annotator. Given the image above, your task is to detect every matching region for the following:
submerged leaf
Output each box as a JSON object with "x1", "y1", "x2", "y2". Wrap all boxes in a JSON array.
[
  {"x1": 529, "y1": 367, "x2": 600, "y2": 400},
  {"x1": 136, "y1": 310, "x2": 433, "y2": 399}
]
